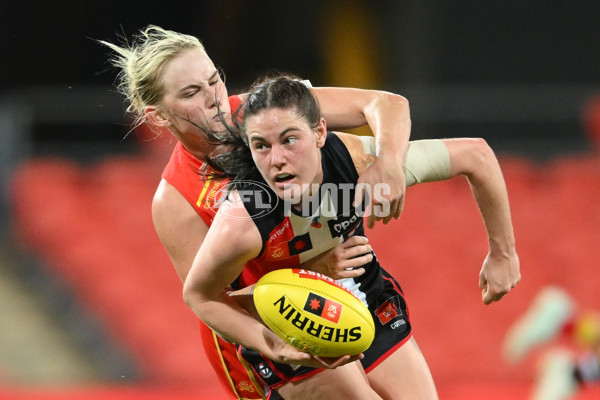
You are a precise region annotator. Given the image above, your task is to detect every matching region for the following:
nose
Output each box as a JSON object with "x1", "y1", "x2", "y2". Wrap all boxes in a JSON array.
[
  {"x1": 270, "y1": 145, "x2": 286, "y2": 169},
  {"x1": 202, "y1": 84, "x2": 219, "y2": 109}
]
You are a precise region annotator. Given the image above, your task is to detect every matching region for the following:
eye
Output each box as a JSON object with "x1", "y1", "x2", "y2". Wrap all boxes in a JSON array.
[
  {"x1": 283, "y1": 136, "x2": 297, "y2": 145},
  {"x1": 253, "y1": 142, "x2": 268, "y2": 151},
  {"x1": 182, "y1": 90, "x2": 197, "y2": 99}
]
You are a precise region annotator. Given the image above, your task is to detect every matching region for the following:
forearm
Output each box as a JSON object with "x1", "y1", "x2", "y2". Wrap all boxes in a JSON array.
[
  {"x1": 184, "y1": 286, "x2": 285, "y2": 359},
  {"x1": 364, "y1": 91, "x2": 411, "y2": 163},
  {"x1": 463, "y1": 142, "x2": 516, "y2": 256},
  {"x1": 470, "y1": 180, "x2": 516, "y2": 258},
  {"x1": 180, "y1": 201, "x2": 284, "y2": 357},
  {"x1": 435, "y1": 138, "x2": 519, "y2": 302}
]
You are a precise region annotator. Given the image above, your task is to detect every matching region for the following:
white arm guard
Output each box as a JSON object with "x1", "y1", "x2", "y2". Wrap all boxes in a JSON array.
[{"x1": 359, "y1": 137, "x2": 451, "y2": 187}]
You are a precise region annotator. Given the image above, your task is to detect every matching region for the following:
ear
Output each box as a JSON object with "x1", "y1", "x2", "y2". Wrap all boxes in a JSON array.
[
  {"x1": 315, "y1": 117, "x2": 327, "y2": 148},
  {"x1": 145, "y1": 106, "x2": 171, "y2": 127}
]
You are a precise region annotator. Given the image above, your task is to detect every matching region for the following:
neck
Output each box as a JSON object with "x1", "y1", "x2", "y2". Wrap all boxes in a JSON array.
[{"x1": 178, "y1": 133, "x2": 219, "y2": 160}]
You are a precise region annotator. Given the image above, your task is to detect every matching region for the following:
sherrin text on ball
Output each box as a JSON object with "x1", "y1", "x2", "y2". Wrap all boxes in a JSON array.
[{"x1": 253, "y1": 268, "x2": 375, "y2": 357}]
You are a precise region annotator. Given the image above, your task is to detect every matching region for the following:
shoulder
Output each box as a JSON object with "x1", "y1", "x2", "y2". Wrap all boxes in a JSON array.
[
  {"x1": 152, "y1": 179, "x2": 210, "y2": 282},
  {"x1": 153, "y1": 178, "x2": 188, "y2": 212},
  {"x1": 162, "y1": 142, "x2": 203, "y2": 182},
  {"x1": 229, "y1": 94, "x2": 245, "y2": 113},
  {"x1": 152, "y1": 179, "x2": 206, "y2": 234},
  {"x1": 329, "y1": 132, "x2": 376, "y2": 175}
]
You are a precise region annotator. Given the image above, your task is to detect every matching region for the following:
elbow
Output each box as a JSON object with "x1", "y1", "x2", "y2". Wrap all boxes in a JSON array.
[
  {"x1": 182, "y1": 282, "x2": 195, "y2": 310},
  {"x1": 382, "y1": 91, "x2": 410, "y2": 114},
  {"x1": 367, "y1": 91, "x2": 410, "y2": 117},
  {"x1": 464, "y1": 138, "x2": 498, "y2": 177},
  {"x1": 383, "y1": 91, "x2": 408, "y2": 105},
  {"x1": 448, "y1": 137, "x2": 497, "y2": 178},
  {"x1": 182, "y1": 280, "x2": 203, "y2": 313},
  {"x1": 472, "y1": 137, "x2": 496, "y2": 165},
  {"x1": 393, "y1": 92, "x2": 409, "y2": 110}
]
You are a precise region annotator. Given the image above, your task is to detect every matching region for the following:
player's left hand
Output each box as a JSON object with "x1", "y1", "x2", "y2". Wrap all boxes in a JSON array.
[
  {"x1": 354, "y1": 156, "x2": 405, "y2": 229},
  {"x1": 479, "y1": 249, "x2": 521, "y2": 305},
  {"x1": 301, "y1": 235, "x2": 371, "y2": 280}
]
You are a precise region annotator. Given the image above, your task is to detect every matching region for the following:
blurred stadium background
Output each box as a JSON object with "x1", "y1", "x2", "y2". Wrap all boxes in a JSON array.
[{"x1": 1, "y1": 1, "x2": 599, "y2": 399}]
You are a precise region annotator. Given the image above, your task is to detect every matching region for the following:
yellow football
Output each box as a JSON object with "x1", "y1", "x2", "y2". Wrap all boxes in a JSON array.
[{"x1": 253, "y1": 268, "x2": 375, "y2": 357}]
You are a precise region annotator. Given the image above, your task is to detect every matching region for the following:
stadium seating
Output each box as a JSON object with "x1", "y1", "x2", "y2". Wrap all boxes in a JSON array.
[{"x1": 7, "y1": 149, "x2": 600, "y2": 399}]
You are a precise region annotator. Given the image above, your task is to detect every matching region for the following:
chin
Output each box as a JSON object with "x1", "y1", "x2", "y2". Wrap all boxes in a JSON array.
[
  {"x1": 208, "y1": 122, "x2": 227, "y2": 133},
  {"x1": 281, "y1": 187, "x2": 302, "y2": 204}
]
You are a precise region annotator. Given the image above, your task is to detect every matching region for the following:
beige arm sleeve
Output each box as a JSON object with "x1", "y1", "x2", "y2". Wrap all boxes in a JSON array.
[{"x1": 359, "y1": 136, "x2": 451, "y2": 187}]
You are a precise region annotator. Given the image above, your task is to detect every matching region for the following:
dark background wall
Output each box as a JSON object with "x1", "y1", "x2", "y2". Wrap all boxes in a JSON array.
[
  {"x1": 3, "y1": 1, "x2": 599, "y2": 87},
  {"x1": 1, "y1": 0, "x2": 599, "y2": 160}
]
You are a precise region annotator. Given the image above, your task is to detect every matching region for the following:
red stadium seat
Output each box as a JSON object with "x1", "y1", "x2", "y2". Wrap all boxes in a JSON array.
[{"x1": 8, "y1": 151, "x2": 600, "y2": 395}]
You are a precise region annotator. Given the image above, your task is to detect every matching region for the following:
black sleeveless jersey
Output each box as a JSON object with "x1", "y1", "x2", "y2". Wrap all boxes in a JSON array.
[{"x1": 237, "y1": 132, "x2": 384, "y2": 306}]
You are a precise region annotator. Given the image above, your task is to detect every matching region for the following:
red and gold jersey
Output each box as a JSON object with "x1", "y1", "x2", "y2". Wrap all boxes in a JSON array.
[
  {"x1": 161, "y1": 141, "x2": 226, "y2": 226},
  {"x1": 159, "y1": 95, "x2": 274, "y2": 400}
]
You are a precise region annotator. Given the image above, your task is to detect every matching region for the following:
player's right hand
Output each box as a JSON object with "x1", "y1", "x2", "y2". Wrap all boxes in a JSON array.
[{"x1": 277, "y1": 342, "x2": 363, "y2": 369}]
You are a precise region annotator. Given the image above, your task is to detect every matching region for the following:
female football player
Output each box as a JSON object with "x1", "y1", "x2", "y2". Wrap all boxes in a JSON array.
[{"x1": 183, "y1": 75, "x2": 520, "y2": 399}]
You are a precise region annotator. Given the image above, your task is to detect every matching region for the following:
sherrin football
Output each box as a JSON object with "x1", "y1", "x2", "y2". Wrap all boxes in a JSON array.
[{"x1": 253, "y1": 268, "x2": 375, "y2": 357}]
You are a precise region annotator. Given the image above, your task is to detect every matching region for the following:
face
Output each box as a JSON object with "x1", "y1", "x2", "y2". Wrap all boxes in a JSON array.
[
  {"x1": 246, "y1": 107, "x2": 327, "y2": 204},
  {"x1": 151, "y1": 48, "x2": 230, "y2": 151}
]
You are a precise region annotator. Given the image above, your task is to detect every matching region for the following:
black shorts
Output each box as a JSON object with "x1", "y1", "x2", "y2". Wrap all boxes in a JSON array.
[{"x1": 239, "y1": 267, "x2": 412, "y2": 390}]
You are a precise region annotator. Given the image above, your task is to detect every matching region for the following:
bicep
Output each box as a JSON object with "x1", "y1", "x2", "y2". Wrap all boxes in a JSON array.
[
  {"x1": 354, "y1": 136, "x2": 453, "y2": 186},
  {"x1": 337, "y1": 134, "x2": 486, "y2": 189},
  {"x1": 403, "y1": 140, "x2": 452, "y2": 186},
  {"x1": 403, "y1": 138, "x2": 497, "y2": 186}
]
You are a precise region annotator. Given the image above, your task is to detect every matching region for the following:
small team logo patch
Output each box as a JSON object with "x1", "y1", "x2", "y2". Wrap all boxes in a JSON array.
[
  {"x1": 311, "y1": 216, "x2": 322, "y2": 228},
  {"x1": 271, "y1": 247, "x2": 285, "y2": 258},
  {"x1": 303, "y1": 292, "x2": 342, "y2": 324},
  {"x1": 375, "y1": 297, "x2": 402, "y2": 325},
  {"x1": 258, "y1": 362, "x2": 272, "y2": 378},
  {"x1": 288, "y1": 233, "x2": 313, "y2": 256},
  {"x1": 238, "y1": 380, "x2": 256, "y2": 393}
]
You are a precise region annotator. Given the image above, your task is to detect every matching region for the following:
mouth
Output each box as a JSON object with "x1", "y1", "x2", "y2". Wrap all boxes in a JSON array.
[
  {"x1": 212, "y1": 112, "x2": 226, "y2": 122},
  {"x1": 274, "y1": 173, "x2": 295, "y2": 187}
]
